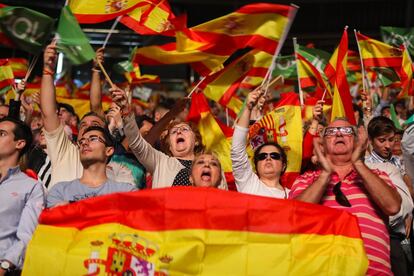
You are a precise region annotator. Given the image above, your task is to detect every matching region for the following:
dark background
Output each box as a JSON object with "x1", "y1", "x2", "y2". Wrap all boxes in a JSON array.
[{"x1": 1, "y1": 0, "x2": 413, "y2": 87}]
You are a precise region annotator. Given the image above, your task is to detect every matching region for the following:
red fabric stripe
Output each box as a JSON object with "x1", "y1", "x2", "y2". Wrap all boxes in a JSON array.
[
  {"x1": 362, "y1": 57, "x2": 402, "y2": 68},
  {"x1": 39, "y1": 187, "x2": 363, "y2": 239},
  {"x1": 275, "y1": 92, "x2": 300, "y2": 108},
  {"x1": 236, "y1": 3, "x2": 291, "y2": 17}
]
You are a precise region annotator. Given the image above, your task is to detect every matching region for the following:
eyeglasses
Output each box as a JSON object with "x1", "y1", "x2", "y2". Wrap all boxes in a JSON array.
[
  {"x1": 333, "y1": 181, "x2": 352, "y2": 207},
  {"x1": 77, "y1": 135, "x2": 106, "y2": 147},
  {"x1": 323, "y1": 126, "x2": 355, "y2": 137},
  {"x1": 256, "y1": 152, "x2": 282, "y2": 161},
  {"x1": 170, "y1": 125, "x2": 191, "y2": 135}
]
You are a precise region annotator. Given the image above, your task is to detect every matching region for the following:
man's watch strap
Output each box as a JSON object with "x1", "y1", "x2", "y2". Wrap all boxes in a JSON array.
[{"x1": 0, "y1": 260, "x2": 14, "y2": 271}]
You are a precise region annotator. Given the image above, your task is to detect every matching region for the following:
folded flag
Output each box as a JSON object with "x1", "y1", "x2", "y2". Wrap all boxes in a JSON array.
[
  {"x1": 326, "y1": 28, "x2": 356, "y2": 125},
  {"x1": 23, "y1": 187, "x2": 368, "y2": 275},
  {"x1": 115, "y1": 60, "x2": 160, "y2": 84},
  {"x1": 0, "y1": 5, "x2": 54, "y2": 53},
  {"x1": 56, "y1": 6, "x2": 95, "y2": 65}
]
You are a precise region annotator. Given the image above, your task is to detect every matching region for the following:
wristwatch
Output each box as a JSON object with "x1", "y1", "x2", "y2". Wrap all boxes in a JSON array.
[{"x1": 0, "y1": 260, "x2": 12, "y2": 272}]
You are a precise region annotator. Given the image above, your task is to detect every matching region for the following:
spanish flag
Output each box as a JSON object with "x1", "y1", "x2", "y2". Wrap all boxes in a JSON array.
[
  {"x1": 355, "y1": 32, "x2": 402, "y2": 69},
  {"x1": 69, "y1": 0, "x2": 153, "y2": 23},
  {"x1": 131, "y1": 42, "x2": 228, "y2": 76},
  {"x1": 398, "y1": 45, "x2": 413, "y2": 98},
  {"x1": 249, "y1": 92, "x2": 303, "y2": 188},
  {"x1": 120, "y1": 0, "x2": 175, "y2": 36},
  {"x1": 325, "y1": 28, "x2": 356, "y2": 125},
  {"x1": 23, "y1": 187, "x2": 368, "y2": 275},
  {"x1": 199, "y1": 51, "x2": 257, "y2": 117},
  {"x1": 185, "y1": 3, "x2": 297, "y2": 55},
  {"x1": 0, "y1": 59, "x2": 14, "y2": 94},
  {"x1": 8, "y1": 58, "x2": 28, "y2": 78},
  {"x1": 187, "y1": 91, "x2": 235, "y2": 189}
]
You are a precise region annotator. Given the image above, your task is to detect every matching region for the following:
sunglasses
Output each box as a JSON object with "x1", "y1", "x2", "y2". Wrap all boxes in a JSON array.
[
  {"x1": 333, "y1": 182, "x2": 352, "y2": 207},
  {"x1": 323, "y1": 126, "x2": 355, "y2": 137},
  {"x1": 256, "y1": 152, "x2": 282, "y2": 161}
]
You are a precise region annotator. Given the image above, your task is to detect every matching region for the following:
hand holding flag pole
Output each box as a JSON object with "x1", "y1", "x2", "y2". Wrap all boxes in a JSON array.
[{"x1": 96, "y1": 59, "x2": 115, "y2": 88}]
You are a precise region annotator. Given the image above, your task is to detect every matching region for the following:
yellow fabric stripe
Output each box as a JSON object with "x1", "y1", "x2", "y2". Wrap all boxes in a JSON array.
[
  {"x1": 23, "y1": 223, "x2": 368, "y2": 276},
  {"x1": 69, "y1": 0, "x2": 144, "y2": 14},
  {"x1": 198, "y1": 112, "x2": 232, "y2": 172},
  {"x1": 358, "y1": 39, "x2": 401, "y2": 59}
]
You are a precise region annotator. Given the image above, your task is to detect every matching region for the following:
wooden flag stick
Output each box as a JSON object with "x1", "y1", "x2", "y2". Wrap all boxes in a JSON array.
[
  {"x1": 96, "y1": 59, "x2": 115, "y2": 88},
  {"x1": 321, "y1": 89, "x2": 327, "y2": 101},
  {"x1": 24, "y1": 55, "x2": 39, "y2": 82},
  {"x1": 102, "y1": 16, "x2": 121, "y2": 49},
  {"x1": 187, "y1": 77, "x2": 205, "y2": 98}
]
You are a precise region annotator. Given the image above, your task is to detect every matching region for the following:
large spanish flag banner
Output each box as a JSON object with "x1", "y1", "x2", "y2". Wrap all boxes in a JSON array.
[
  {"x1": 0, "y1": 59, "x2": 14, "y2": 94},
  {"x1": 69, "y1": 0, "x2": 154, "y2": 23},
  {"x1": 23, "y1": 187, "x2": 368, "y2": 275},
  {"x1": 249, "y1": 92, "x2": 303, "y2": 188},
  {"x1": 398, "y1": 45, "x2": 413, "y2": 98}
]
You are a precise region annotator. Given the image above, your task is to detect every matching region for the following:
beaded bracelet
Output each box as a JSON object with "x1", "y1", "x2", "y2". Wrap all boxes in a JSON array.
[{"x1": 42, "y1": 67, "x2": 54, "y2": 76}]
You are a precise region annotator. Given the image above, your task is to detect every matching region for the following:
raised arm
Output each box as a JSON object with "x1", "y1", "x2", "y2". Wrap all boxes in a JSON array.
[
  {"x1": 111, "y1": 87, "x2": 167, "y2": 173},
  {"x1": 90, "y1": 47, "x2": 105, "y2": 118},
  {"x1": 40, "y1": 43, "x2": 60, "y2": 132}
]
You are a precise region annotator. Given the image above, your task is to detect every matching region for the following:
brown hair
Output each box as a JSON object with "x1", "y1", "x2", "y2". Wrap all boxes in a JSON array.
[{"x1": 161, "y1": 121, "x2": 204, "y2": 156}]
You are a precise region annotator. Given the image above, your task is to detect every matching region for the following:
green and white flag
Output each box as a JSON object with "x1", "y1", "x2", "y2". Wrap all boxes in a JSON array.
[
  {"x1": 0, "y1": 5, "x2": 54, "y2": 53},
  {"x1": 272, "y1": 55, "x2": 297, "y2": 80},
  {"x1": 381, "y1": 26, "x2": 414, "y2": 56},
  {"x1": 296, "y1": 45, "x2": 330, "y2": 73},
  {"x1": 56, "y1": 6, "x2": 95, "y2": 65}
]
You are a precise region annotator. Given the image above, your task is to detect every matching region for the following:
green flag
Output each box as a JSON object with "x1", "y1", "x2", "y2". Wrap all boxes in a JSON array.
[
  {"x1": 296, "y1": 45, "x2": 330, "y2": 73},
  {"x1": 390, "y1": 103, "x2": 402, "y2": 130},
  {"x1": 372, "y1": 67, "x2": 400, "y2": 87},
  {"x1": 113, "y1": 60, "x2": 134, "y2": 74},
  {"x1": 272, "y1": 55, "x2": 297, "y2": 79},
  {"x1": 56, "y1": 6, "x2": 95, "y2": 65},
  {"x1": 0, "y1": 6, "x2": 54, "y2": 53},
  {"x1": 381, "y1": 26, "x2": 414, "y2": 56}
]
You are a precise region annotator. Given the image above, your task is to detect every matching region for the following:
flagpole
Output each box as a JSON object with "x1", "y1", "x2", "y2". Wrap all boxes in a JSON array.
[
  {"x1": 353, "y1": 29, "x2": 369, "y2": 110},
  {"x1": 292, "y1": 37, "x2": 304, "y2": 108},
  {"x1": 24, "y1": 55, "x2": 39, "y2": 82},
  {"x1": 187, "y1": 77, "x2": 205, "y2": 98},
  {"x1": 261, "y1": 4, "x2": 299, "y2": 89},
  {"x1": 96, "y1": 59, "x2": 115, "y2": 88},
  {"x1": 102, "y1": 16, "x2": 122, "y2": 49}
]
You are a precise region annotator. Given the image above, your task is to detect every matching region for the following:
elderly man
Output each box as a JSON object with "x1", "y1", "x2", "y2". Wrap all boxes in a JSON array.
[{"x1": 290, "y1": 118, "x2": 401, "y2": 275}]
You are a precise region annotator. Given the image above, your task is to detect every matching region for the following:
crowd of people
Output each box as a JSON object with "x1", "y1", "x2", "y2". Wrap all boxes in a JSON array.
[{"x1": 1, "y1": 39, "x2": 414, "y2": 276}]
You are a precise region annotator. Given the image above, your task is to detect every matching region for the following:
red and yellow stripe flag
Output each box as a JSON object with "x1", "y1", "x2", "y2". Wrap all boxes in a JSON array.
[
  {"x1": 325, "y1": 28, "x2": 356, "y2": 125},
  {"x1": 8, "y1": 58, "x2": 28, "y2": 78},
  {"x1": 69, "y1": 0, "x2": 154, "y2": 23},
  {"x1": 120, "y1": 0, "x2": 175, "y2": 36},
  {"x1": 355, "y1": 32, "x2": 402, "y2": 69},
  {"x1": 124, "y1": 63, "x2": 160, "y2": 84},
  {"x1": 0, "y1": 59, "x2": 14, "y2": 94},
  {"x1": 187, "y1": 91, "x2": 235, "y2": 189},
  {"x1": 249, "y1": 92, "x2": 303, "y2": 188},
  {"x1": 23, "y1": 187, "x2": 368, "y2": 275},
  {"x1": 188, "y1": 3, "x2": 296, "y2": 55},
  {"x1": 398, "y1": 45, "x2": 413, "y2": 98},
  {"x1": 199, "y1": 51, "x2": 258, "y2": 117}
]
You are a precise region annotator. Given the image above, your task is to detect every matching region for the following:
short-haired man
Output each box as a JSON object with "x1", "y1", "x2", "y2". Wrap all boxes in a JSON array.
[
  {"x1": 365, "y1": 116, "x2": 413, "y2": 276},
  {"x1": 290, "y1": 118, "x2": 401, "y2": 275},
  {"x1": 41, "y1": 43, "x2": 134, "y2": 188},
  {"x1": 47, "y1": 126, "x2": 136, "y2": 208},
  {"x1": 0, "y1": 118, "x2": 44, "y2": 274}
]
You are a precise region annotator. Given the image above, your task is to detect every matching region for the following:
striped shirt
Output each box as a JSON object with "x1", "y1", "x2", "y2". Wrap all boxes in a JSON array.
[{"x1": 289, "y1": 169, "x2": 392, "y2": 275}]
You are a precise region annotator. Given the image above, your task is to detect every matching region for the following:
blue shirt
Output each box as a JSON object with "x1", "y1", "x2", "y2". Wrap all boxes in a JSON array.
[{"x1": 0, "y1": 167, "x2": 45, "y2": 268}]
